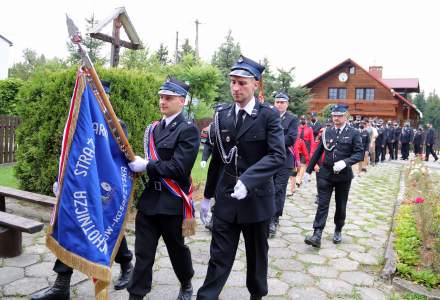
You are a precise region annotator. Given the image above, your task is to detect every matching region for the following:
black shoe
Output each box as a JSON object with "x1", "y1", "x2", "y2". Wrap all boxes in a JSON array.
[
  {"x1": 250, "y1": 295, "x2": 262, "y2": 300},
  {"x1": 304, "y1": 229, "x2": 322, "y2": 248},
  {"x1": 114, "y1": 262, "x2": 133, "y2": 290},
  {"x1": 205, "y1": 217, "x2": 213, "y2": 231},
  {"x1": 314, "y1": 195, "x2": 319, "y2": 205},
  {"x1": 176, "y1": 281, "x2": 193, "y2": 300},
  {"x1": 31, "y1": 273, "x2": 71, "y2": 300},
  {"x1": 269, "y1": 218, "x2": 277, "y2": 238},
  {"x1": 333, "y1": 230, "x2": 342, "y2": 244},
  {"x1": 129, "y1": 295, "x2": 143, "y2": 300}
]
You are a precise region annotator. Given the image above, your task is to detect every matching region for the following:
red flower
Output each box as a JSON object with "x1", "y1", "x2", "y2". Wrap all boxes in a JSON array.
[{"x1": 415, "y1": 197, "x2": 425, "y2": 204}]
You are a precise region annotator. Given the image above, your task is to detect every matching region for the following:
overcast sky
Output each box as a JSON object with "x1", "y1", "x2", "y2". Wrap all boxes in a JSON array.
[{"x1": 2, "y1": 0, "x2": 438, "y2": 94}]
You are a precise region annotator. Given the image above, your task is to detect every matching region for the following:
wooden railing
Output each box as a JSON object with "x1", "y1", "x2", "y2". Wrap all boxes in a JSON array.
[{"x1": 0, "y1": 115, "x2": 21, "y2": 164}]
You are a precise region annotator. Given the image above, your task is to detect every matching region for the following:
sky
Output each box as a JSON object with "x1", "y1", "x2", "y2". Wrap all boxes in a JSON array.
[{"x1": 1, "y1": 0, "x2": 439, "y2": 94}]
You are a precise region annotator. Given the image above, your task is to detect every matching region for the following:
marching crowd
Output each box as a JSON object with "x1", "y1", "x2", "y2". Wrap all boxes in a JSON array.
[{"x1": 31, "y1": 54, "x2": 437, "y2": 300}]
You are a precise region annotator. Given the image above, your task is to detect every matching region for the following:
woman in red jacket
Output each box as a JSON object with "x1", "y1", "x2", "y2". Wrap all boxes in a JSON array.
[
  {"x1": 296, "y1": 115, "x2": 313, "y2": 187},
  {"x1": 289, "y1": 137, "x2": 309, "y2": 194}
]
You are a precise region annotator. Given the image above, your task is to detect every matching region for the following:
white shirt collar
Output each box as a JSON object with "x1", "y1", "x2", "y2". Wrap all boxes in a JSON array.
[
  {"x1": 280, "y1": 111, "x2": 286, "y2": 118},
  {"x1": 335, "y1": 122, "x2": 347, "y2": 133},
  {"x1": 163, "y1": 112, "x2": 181, "y2": 126},
  {"x1": 235, "y1": 97, "x2": 256, "y2": 117}
]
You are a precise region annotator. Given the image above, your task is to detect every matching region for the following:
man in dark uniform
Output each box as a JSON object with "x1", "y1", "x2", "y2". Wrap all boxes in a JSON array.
[
  {"x1": 200, "y1": 122, "x2": 216, "y2": 231},
  {"x1": 309, "y1": 112, "x2": 322, "y2": 140},
  {"x1": 400, "y1": 121, "x2": 414, "y2": 160},
  {"x1": 31, "y1": 81, "x2": 133, "y2": 300},
  {"x1": 126, "y1": 77, "x2": 200, "y2": 300},
  {"x1": 425, "y1": 122, "x2": 438, "y2": 162},
  {"x1": 269, "y1": 91, "x2": 298, "y2": 237},
  {"x1": 197, "y1": 55, "x2": 285, "y2": 300},
  {"x1": 303, "y1": 104, "x2": 363, "y2": 248},
  {"x1": 392, "y1": 121, "x2": 401, "y2": 160},
  {"x1": 375, "y1": 120, "x2": 386, "y2": 163},
  {"x1": 357, "y1": 120, "x2": 371, "y2": 173},
  {"x1": 385, "y1": 120, "x2": 395, "y2": 160}
]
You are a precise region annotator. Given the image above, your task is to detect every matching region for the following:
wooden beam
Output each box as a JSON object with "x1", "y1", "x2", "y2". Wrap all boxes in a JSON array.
[{"x1": 89, "y1": 32, "x2": 142, "y2": 50}]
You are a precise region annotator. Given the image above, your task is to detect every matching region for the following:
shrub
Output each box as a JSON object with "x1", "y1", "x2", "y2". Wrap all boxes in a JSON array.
[{"x1": 0, "y1": 78, "x2": 24, "y2": 115}]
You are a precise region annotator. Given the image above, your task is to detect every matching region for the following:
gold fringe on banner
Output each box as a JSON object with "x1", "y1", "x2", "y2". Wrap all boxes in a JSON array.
[{"x1": 182, "y1": 218, "x2": 196, "y2": 237}]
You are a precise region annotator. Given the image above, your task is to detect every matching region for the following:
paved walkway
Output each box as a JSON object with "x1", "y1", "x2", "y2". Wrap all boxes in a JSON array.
[{"x1": 0, "y1": 162, "x2": 408, "y2": 299}]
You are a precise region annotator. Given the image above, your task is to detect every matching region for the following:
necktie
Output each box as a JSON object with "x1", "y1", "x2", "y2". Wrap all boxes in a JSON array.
[
  {"x1": 236, "y1": 109, "x2": 245, "y2": 131},
  {"x1": 161, "y1": 119, "x2": 166, "y2": 129},
  {"x1": 336, "y1": 128, "x2": 341, "y2": 136}
]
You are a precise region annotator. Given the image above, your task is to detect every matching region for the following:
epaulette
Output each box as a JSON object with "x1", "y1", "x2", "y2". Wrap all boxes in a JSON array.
[
  {"x1": 260, "y1": 102, "x2": 277, "y2": 112},
  {"x1": 215, "y1": 103, "x2": 232, "y2": 112}
]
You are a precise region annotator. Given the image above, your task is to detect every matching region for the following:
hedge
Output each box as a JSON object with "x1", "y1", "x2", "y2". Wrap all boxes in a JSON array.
[
  {"x1": 14, "y1": 67, "x2": 164, "y2": 194},
  {"x1": 0, "y1": 78, "x2": 23, "y2": 114}
]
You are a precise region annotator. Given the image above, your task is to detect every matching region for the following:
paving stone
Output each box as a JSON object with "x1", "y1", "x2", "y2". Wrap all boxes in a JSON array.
[
  {"x1": 225, "y1": 271, "x2": 246, "y2": 287},
  {"x1": 280, "y1": 271, "x2": 314, "y2": 286},
  {"x1": 288, "y1": 287, "x2": 327, "y2": 300},
  {"x1": 0, "y1": 267, "x2": 24, "y2": 285},
  {"x1": 152, "y1": 268, "x2": 179, "y2": 285},
  {"x1": 219, "y1": 286, "x2": 250, "y2": 299},
  {"x1": 278, "y1": 226, "x2": 302, "y2": 234},
  {"x1": 308, "y1": 266, "x2": 338, "y2": 278},
  {"x1": 297, "y1": 254, "x2": 326, "y2": 264},
  {"x1": 318, "y1": 278, "x2": 353, "y2": 295},
  {"x1": 269, "y1": 246, "x2": 295, "y2": 259},
  {"x1": 267, "y1": 278, "x2": 289, "y2": 296},
  {"x1": 357, "y1": 287, "x2": 388, "y2": 300},
  {"x1": 25, "y1": 261, "x2": 56, "y2": 277},
  {"x1": 268, "y1": 238, "x2": 289, "y2": 248},
  {"x1": 318, "y1": 248, "x2": 347, "y2": 259},
  {"x1": 271, "y1": 259, "x2": 304, "y2": 271},
  {"x1": 339, "y1": 271, "x2": 374, "y2": 286},
  {"x1": 330, "y1": 258, "x2": 359, "y2": 271},
  {"x1": 3, "y1": 277, "x2": 48, "y2": 296},
  {"x1": 3, "y1": 254, "x2": 40, "y2": 267},
  {"x1": 349, "y1": 251, "x2": 380, "y2": 265}
]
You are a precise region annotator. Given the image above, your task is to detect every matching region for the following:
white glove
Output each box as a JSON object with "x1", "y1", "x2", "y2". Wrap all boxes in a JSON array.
[
  {"x1": 231, "y1": 180, "x2": 248, "y2": 200},
  {"x1": 333, "y1": 160, "x2": 347, "y2": 173},
  {"x1": 128, "y1": 155, "x2": 148, "y2": 173},
  {"x1": 200, "y1": 198, "x2": 211, "y2": 225},
  {"x1": 302, "y1": 173, "x2": 310, "y2": 186},
  {"x1": 52, "y1": 181, "x2": 59, "y2": 197},
  {"x1": 200, "y1": 161, "x2": 207, "y2": 168}
]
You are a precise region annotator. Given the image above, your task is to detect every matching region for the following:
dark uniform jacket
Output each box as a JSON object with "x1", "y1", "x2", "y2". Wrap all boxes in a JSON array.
[
  {"x1": 400, "y1": 127, "x2": 414, "y2": 143},
  {"x1": 385, "y1": 126, "x2": 395, "y2": 143},
  {"x1": 393, "y1": 127, "x2": 401, "y2": 141},
  {"x1": 306, "y1": 125, "x2": 363, "y2": 182},
  {"x1": 425, "y1": 128, "x2": 436, "y2": 145},
  {"x1": 309, "y1": 121, "x2": 322, "y2": 139},
  {"x1": 281, "y1": 112, "x2": 298, "y2": 169},
  {"x1": 204, "y1": 101, "x2": 285, "y2": 224},
  {"x1": 376, "y1": 127, "x2": 386, "y2": 147},
  {"x1": 413, "y1": 131, "x2": 424, "y2": 145},
  {"x1": 360, "y1": 129, "x2": 371, "y2": 152},
  {"x1": 138, "y1": 113, "x2": 200, "y2": 216}
]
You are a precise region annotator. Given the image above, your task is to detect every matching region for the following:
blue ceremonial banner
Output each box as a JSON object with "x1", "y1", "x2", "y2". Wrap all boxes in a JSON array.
[{"x1": 47, "y1": 71, "x2": 135, "y2": 298}]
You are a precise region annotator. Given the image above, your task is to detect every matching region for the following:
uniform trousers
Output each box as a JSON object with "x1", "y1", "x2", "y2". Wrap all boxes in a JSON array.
[
  {"x1": 197, "y1": 215, "x2": 270, "y2": 299},
  {"x1": 313, "y1": 176, "x2": 352, "y2": 231},
  {"x1": 401, "y1": 143, "x2": 410, "y2": 159},
  {"x1": 274, "y1": 168, "x2": 292, "y2": 217},
  {"x1": 387, "y1": 142, "x2": 394, "y2": 159},
  {"x1": 426, "y1": 145, "x2": 438, "y2": 161},
  {"x1": 392, "y1": 141, "x2": 399, "y2": 160},
  {"x1": 53, "y1": 236, "x2": 132, "y2": 274},
  {"x1": 127, "y1": 213, "x2": 194, "y2": 297}
]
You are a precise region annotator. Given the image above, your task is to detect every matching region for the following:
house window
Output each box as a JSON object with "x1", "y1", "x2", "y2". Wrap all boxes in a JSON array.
[
  {"x1": 356, "y1": 88, "x2": 375, "y2": 100},
  {"x1": 328, "y1": 88, "x2": 347, "y2": 99},
  {"x1": 349, "y1": 66, "x2": 355, "y2": 74}
]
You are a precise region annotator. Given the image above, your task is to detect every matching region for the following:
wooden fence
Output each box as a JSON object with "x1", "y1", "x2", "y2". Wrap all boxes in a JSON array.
[{"x1": 0, "y1": 115, "x2": 21, "y2": 164}]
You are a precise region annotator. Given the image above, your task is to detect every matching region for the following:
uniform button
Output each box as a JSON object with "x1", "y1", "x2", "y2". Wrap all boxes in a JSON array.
[{"x1": 237, "y1": 141, "x2": 240, "y2": 145}]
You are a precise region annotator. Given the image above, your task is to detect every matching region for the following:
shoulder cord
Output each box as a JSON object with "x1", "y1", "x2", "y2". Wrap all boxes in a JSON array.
[
  {"x1": 214, "y1": 111, "x2": 237, "y2": 166},
  {"x1": 321, "y1": 128, "x2": 336, "y2": 151}
]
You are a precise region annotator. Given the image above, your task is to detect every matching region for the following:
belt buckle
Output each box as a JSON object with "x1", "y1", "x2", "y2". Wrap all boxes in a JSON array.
[{"x1": 154, "y1": 181, "x2": 162, "y2": 191}]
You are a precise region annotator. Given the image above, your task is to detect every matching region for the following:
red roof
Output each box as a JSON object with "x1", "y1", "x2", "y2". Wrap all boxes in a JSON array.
[{"x1": 382, "y1": 78, "x2": 420, "y2": 91}]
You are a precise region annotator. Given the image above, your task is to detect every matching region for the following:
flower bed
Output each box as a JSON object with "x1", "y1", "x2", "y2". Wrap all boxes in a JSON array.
[{"x1": 394, "y1": 158, "x2": 440, "y2": 288}]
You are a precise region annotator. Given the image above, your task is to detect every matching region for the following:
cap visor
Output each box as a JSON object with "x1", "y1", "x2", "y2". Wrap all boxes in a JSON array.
[
  {"x1": 229, "y1": 69, "x2": 255, "y2": 78},
  {"x1": 331, "y1": 112, "x2": 345, "y2": 116},
  {"x1": 158, "y1": 90, "x2": 182, "y2": 96},
  {"x1": 274, "y1": 98, "x2": 288, "y2": 102}
]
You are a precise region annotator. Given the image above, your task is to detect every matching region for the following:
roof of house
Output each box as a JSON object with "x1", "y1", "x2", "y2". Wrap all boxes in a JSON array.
[
  {"x1": 304, "y1": 58, "x2": 421, "y2": 117},
  {"x1": 0, "y1": 34, "x2": 13, "y2": 46},
  {"x1": 382, "y1": 78, "x2": 420, "y2": 92}
]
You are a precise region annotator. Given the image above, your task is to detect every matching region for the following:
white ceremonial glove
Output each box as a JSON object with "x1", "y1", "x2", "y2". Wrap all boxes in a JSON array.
[
  {"x1": 302, "y1": 173, "x2": 310, "y2": 186},
  {"x1": 333, "y1": 160, "x2": 347, "y2": 173},
  {"x1": 200, "y1": 161, "x2": 207, "y2": 168},
  {"x1": 231, "y1": 180, "x2": 248, "y2": 200},
  {"x1": 52, "y1": 181, "x2": 59, "y2": 197},
  {"x1": 128, "y1": 155, "x2": 148, "y2": 173},
  {"x1": 200, "y1": 198, "x2": 211, "y2": 225}
]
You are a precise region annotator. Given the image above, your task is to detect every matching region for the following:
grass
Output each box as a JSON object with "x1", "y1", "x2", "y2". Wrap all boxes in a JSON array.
[
  {"x1": 191, "y1": 150, "x2": 209, "y2": 187},
  {"x1": 0, "y1": 164, "x2": 19, "y2": 188}
]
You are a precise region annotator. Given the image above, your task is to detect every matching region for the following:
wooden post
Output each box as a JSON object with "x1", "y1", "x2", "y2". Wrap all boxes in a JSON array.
[
  {"x1": 110, "y1": 17, "x2": 122, "y2": 67},
  {"x1": 0, "y1": 195, "x2": 5, "y2": 212}
]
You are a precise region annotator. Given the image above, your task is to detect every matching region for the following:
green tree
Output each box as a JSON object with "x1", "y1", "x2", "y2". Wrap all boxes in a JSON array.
[
  {"x1": 66, "y1": 14, "x2": 106, "y2": 66},
  {"x1": 412, "y1": 92, "x2": 426, "y2": 117},
  {"x1": 9, "y1": 49, "x2": 66, "y2": 80},
  {"x1": 211, "y1": 30, "x2": 241, "y2": 101},
  {"x1": 154, "y1": 43, "x2": 170, "y2": 65},
  {"x1": 424, "y1": 91, "x2": 440, "y2": 130},
  {"x1": 179, "y1": 39, "x2": 196, "y2": 61},
  {"x1": 120, "y1": 47, "x2": 151, "y2": 70},
  {"x1": 0, "y1": 78, "x2": 23, "y2": 114}
]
